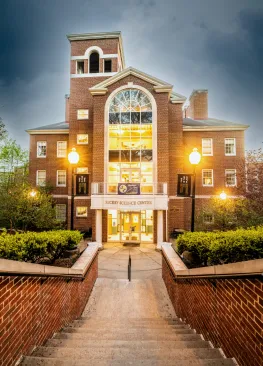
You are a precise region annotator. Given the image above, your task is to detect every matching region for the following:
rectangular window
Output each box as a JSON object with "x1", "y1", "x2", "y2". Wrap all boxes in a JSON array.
[
  {"x1": 225, "y1": 169, "x2": 237, "y2": 187},
  {"x1": 77, "y1": 134, "x2": 89, "y2": 144},
  {"x1": 203, "y1": 213, "x2": 214, "y2": 224},
  {"x1": 202, "y1": 138, "x2": 213, "y2": 156},
  {"x1": 37, "y1": 141, "x2": 46, "y2": 158},
  {"x1": 57, "y1": 170, "x2": 67, "y2": 187},
  {"x1": 202, "y1": 169, "x2": 213, "y2": 186},
  {"x1": 76, "y1": 206, "x2": 88, "y2": 217},
  {"x1": 77, "y1": 61, "x2": 84, "y2": 74},
  {"x1": 77, "y1": 109, "x2": 89, "y2": 120},
  {"x1": 225, "y1": 138, "x2": 236, "y2": 156},
  {"x1": 57, "y1": 141, "x2": 67, "y2": 158},
  {"x1": 56, "y1": 204, "x2": 66, "y2": 221},
  {"x1": 104, "y1": 59, "x2": 112, "y2": 73},
  {"x1": 36, "y1": 170, "x2": 46, "y2": 186}
]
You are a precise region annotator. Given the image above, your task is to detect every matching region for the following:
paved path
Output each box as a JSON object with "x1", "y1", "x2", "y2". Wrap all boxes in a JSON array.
[
  {"x1": 83, "y1": 243, "x2": 176, "y2": 319},
  {"x1": 98, "y1": 243, "x2": 162, "y2": 280}
]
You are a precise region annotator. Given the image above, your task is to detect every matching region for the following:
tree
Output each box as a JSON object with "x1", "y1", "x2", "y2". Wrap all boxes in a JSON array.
[{"x1": 0, "y1": 117, "x2": 6, "y2": 140}]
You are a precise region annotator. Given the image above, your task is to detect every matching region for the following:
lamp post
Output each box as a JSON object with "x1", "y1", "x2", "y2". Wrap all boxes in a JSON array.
[
  {"x1": 189, "y1": 148, "x2": 201, "y2": 232},
  {"x1": 68, "y1": 148, "x2": 80, "y2": 230}
]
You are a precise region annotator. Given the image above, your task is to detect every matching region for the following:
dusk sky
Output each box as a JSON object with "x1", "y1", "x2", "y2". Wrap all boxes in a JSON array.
[{"x1": 0, "y1": 0, "x2": 262, "y2": 151}]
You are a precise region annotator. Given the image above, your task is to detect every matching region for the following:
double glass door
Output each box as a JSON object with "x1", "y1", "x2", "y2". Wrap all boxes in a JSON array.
[{"x1": 121, "y1": 212, "x2": 140, "y2": 242}]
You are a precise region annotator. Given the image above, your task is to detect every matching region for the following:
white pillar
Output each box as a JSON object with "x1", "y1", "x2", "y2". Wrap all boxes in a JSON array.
[
  {"x1": 95, "y1": 209, "x2": 103, "y2": 248},
  {"x1": 157, "y1": 210, "x2": 163, "y2": 249}
]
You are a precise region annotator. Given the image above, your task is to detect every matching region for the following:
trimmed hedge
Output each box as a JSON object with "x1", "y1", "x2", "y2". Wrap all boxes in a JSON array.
[
  {"x1": 177, "y1": 227, "x2": 263, "y2": 266},
  {"x1": 0, "y1": 230, "x2": 83, "y2": 263}
]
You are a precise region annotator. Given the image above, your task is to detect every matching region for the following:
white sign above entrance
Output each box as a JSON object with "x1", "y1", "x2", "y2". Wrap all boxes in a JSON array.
[{"x1": 91, "y1": 195, "x2": 168, "y2": 210}]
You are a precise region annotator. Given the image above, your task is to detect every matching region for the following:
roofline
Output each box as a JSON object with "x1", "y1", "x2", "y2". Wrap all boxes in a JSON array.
[
  {"x1": 183, "y1": 125, "x2": 249, "y2": 132},
  {"x1": 26, "y1": 129, "x2": 69, "y2": 135},
  {"x1": 67, "y1": 31, "x2": 126, "y2": 68}
]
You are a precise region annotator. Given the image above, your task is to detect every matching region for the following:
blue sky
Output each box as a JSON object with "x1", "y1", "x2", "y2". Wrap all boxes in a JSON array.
[{"x1": 0, "y1": 0, "x2": 262, "y2": 150}]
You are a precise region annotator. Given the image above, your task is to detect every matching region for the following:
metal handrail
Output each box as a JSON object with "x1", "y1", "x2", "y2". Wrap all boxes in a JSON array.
[
  {"x1": 91, "y1": 182, "x2": 168, "y2": 195},
  {"x1": 162, "y1": 253, "x2": 263, "y2": 281},
  {"x1": 128, "y1": 255, "x2": 131, "y2": 281}
]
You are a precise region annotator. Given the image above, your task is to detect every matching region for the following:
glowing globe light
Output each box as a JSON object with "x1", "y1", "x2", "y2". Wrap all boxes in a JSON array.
[
  {"x1": 219, "y1": 191, "x2": 227, "y2": 200},
  {"x1": 29, "y1": 190, "x2": 37, "y2": 198},
  {"x1": 189, "y1": 148, "x2": 201, "y2": 165},
  {"x1": 68, "y1": 148, "x2": 79, "y2": 165}
]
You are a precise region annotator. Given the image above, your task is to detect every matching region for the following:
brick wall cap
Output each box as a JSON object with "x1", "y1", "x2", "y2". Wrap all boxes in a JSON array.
[{"x1": 0, "y1": 244, "x2": 99, "y2": 277}]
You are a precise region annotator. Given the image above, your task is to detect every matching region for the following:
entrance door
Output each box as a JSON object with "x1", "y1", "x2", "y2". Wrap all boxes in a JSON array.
[{"x1": 121, "y1": 212, "x2": 141, "y2": 242}]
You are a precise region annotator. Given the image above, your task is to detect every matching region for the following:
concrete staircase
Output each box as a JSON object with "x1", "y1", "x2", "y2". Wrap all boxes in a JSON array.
[{"x1": 22, "y1": 317, "x2": 235, "y2": 365}]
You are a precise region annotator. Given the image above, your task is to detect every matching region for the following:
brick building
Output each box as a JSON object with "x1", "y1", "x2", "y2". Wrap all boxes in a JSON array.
[{"x1": 27, "y1": 31, "x2": 249, "y2": 246}]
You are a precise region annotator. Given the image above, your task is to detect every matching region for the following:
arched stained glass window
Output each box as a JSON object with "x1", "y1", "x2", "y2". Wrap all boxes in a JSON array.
[{"x1": 109, "y1": 89, "x2": 152, "y2": 125}]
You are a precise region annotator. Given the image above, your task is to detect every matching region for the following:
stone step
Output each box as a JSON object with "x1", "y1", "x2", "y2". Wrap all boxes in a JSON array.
[
  {"x1": 46, "y1": 338, "x2": 210, "y2": 349},
  {"x1": 79, "y1": 317, "x2": 179, "y2": 323},
  {"x1": 22, "y1": 357, "x2": 235, "y2": 366},
  {"x1": 61, "y1": 327, "x2": 192, "y2": 335},
  {"x1": 75, "y1": 319, "x2": 184, "y2": 326},
  {"x1": 54, "y1": 332, "x2": 202, "y2": 342},
  {"x1": 32, "y1": 346, "x2": 223, "y2": 360},
  {"x1": 69, "y1": 322, "x2": 188, "y2": 330},
  {"x1": 56, "y1": 330, "x2": 196, "y2": 340}
]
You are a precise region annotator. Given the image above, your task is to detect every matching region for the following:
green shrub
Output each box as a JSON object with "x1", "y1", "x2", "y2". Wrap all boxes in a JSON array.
[
  {"x1": 177, "y1": 227, "x2": 263, "y2": 266},
  {"x1": 0, "y1": 230, "x2": 83, "y2": 263}
]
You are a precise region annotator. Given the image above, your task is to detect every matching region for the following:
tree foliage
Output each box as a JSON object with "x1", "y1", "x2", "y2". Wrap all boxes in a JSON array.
[{"x1": 0, "y1": 117, "x2": 6, "y2": 140}]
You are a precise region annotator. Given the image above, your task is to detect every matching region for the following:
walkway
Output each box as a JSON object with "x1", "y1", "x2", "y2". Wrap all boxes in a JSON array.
[{"x1": 98, "y1": 243, "x2": 162, "y2": 280}]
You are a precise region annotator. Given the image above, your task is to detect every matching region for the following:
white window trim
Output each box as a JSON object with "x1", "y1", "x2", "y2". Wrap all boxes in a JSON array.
[
  {"x1": 36, "y1": 170, "x2": 46, "y2": 186},
  {"x1": 77, "y1": 109, "x2": 89, "y2": 120},
  {"x1": 77, "y1": 134, "x2": 89, "y2": 145},
  {"x1": 202, "y1": 138, "x2": 213, "y2": 156},
  {"x1": 76, "y1": 207, "x2": 88, "y2": 217},
  {"x1": 225, "y1": 138, "x2": 236, "y2": 156},
  {"x1": 203, "y1": 213, "x2": 214, "y2": 224},
  {"x1": 56, "y1": 204, "x2": 67, "y2": 221},
  {"x1": 225, "y1": 169, "x2": 237, "y2": 187},
  {"x1": 57, "y1": 141, "x2": 67, "y2": 158},
  {"x1": 37, "y1": 141, "x2": 47, "y2": 158},
  {"x1": 56, "y1": 170, "x2": 67, "y2": 187},
  {"x1": 202, "y1": 169, "x2": 214, "y2": 187}
]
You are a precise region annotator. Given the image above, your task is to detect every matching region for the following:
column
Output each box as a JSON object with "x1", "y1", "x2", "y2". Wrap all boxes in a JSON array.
[
  {"x1": 157, "y1": 210, "x2": 163, "y2": 249},
  {"x1": 95, "y1": 209, "x2": 103, "y2": 248}
]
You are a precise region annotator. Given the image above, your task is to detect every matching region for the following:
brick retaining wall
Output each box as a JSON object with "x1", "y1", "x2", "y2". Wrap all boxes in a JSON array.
[
  {"x1": 162, "y1": 256, "x2": 263, "y2": 366},
  {"x1": 0, "y1": 254, "x2": 98, "y2": 366}
]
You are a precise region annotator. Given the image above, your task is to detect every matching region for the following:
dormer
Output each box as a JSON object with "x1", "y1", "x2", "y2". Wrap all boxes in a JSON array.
[{"x1": 67, "y1": 31, "x2": 125, "y2": 78}]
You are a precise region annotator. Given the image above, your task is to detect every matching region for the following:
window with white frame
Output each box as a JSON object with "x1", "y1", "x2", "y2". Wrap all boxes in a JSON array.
[
  {"x1": 57, "y1": 170, "x2": 67, "y2": 187},
  {"x1": 225, "y1": 169, "x2": 237, "y2": 187},
  {"x1": 56, "y1": 204, "x2": 66, "y2": 221},
  {"x1": 203, "y1": 213, "x2": 214, "y2": 224},
  {"x1": 77, "y1": 61, "x2": 84, "y2": 74},
  {"x1": 202, "y1": 138, "x2": 213, "y2": 156},
  {"x1": 225, "y1": 138, "x2": 236, "y2": 156},
  {"x1": 36, "y1": 170, "x2": 46, "y2": 186},
  {"x1": 37, "y1": 141, "x2": 47, "y2": 158},
  {"x1": 202, "y1": 169, "x2": 213, "y2": 186},
  {"x1": 76, "y1": 206, "x2": 88, "y2": 217},
  {"x1": 77, "y1": 134, "x2": 88, "y2": 144},
  {"x1": 77, "y1": 109, "x2": 89, "y2": 120},
  {"x1": 57, "y1": 141, "x2": 67, "y2": 158}
]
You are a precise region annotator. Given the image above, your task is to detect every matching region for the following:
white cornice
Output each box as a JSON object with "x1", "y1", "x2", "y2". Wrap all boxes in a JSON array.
[
  {"x1": 26, "y1": 130, "x2": 69, "y2": 135},
  {"x1": 183, "y1": 125, "x2": 249, "y2": 132},
  {"x1": 71, "y1": 72, "x2": 117, "y2": 78},
  {"x1": 71, "y1": 54, "x2": 118, "y2": 61},
  {"x1": 90, "y1": 88, "x2": 108, "y2": 96},
  {"x1": 153, "y1": 85, "x2": 173, "y2": 93}
]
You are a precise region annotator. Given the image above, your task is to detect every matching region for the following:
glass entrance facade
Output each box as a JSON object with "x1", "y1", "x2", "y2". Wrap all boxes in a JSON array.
[
  {"x1": 107, "y1": 210, "x2": 154, "y2": 243},
  {"x1": 108, "y1": 89, "x2": 154, "y2": 194}
]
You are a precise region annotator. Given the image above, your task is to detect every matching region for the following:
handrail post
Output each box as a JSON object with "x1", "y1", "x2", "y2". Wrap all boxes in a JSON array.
[{"x1": 128, "y1": 255, "x2": 131, "y2": 281}]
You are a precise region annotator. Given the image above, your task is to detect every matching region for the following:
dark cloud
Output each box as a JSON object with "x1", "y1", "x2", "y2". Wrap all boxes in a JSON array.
[{"x1": 0, "y1": 0, "x2": 262, "y2": 150}]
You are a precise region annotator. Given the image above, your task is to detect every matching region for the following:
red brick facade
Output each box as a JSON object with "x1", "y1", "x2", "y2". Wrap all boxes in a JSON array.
[
  {"x1": 27, "y1": 32, "x2": 248, "y2": 242},
  {"x1": 0, "y1": 255, "x2": 98, "y2": 366},
  {"x1": 162, "y1": 256, "x2": 263, "y2": 366}
]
